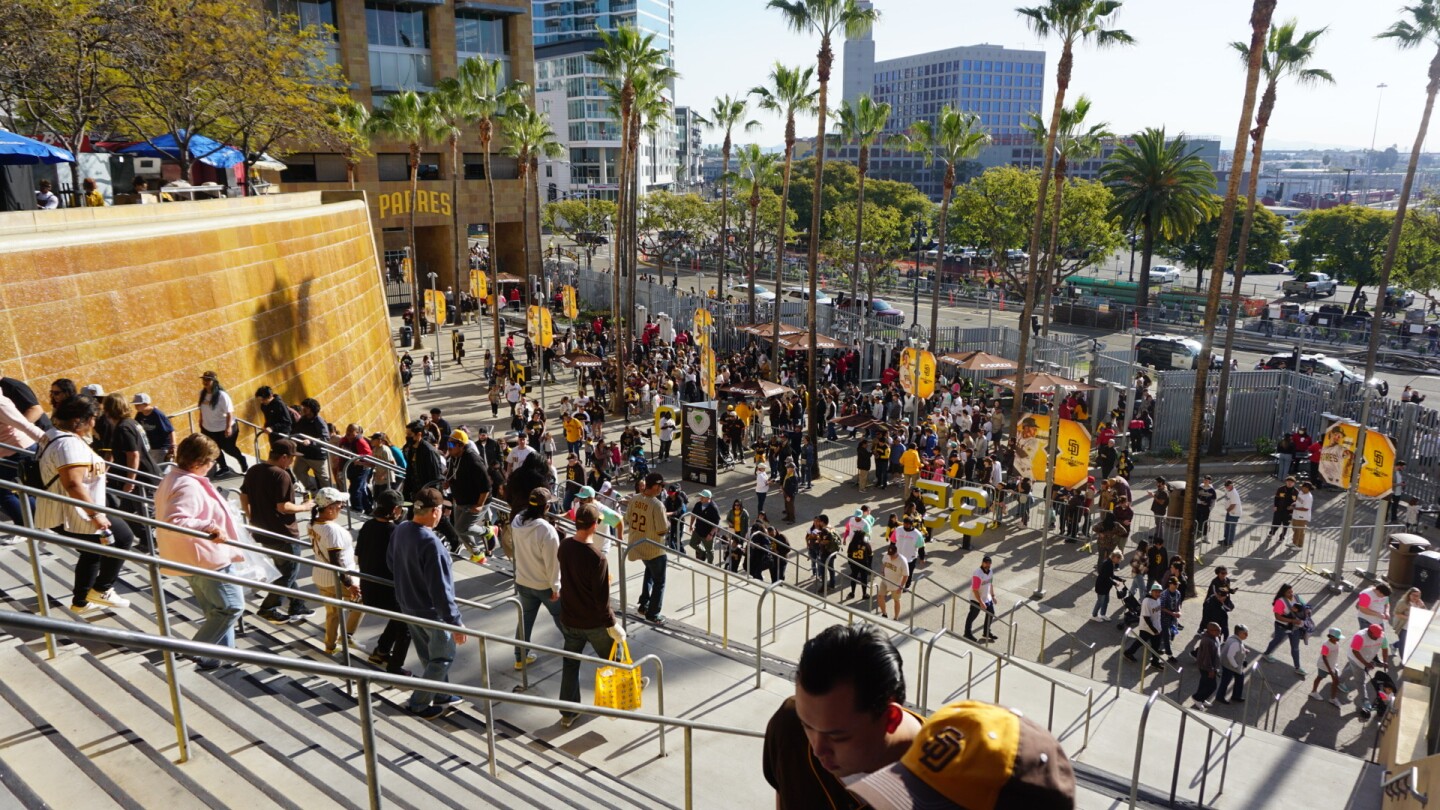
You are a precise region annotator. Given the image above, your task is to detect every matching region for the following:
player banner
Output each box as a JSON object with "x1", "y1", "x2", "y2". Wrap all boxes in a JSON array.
[
  {"x1": 527, "y1": 305, "x2": 554, "y2": 348},
  {"x1": 423, "y1": 288, "x2": 446, "y2": 330},
  {"x1": 898, "y1": 348, "x2": 937, "y2": 398},
  {"x1": 681, "y1": 402, "x2": 718, "y2": 486},
  {"x1": 1013, "y1": 414, "x2": 1091, "y2": 489},
  {"x1": 1318, "y1": 420, "x2": 1396, "y2": 499},
  {"x1": 561, "y1": 285, "x2": 579, "y2": 319},
  {"x1": 702, "y1": 347, "x2": 717, "y2": 399}
]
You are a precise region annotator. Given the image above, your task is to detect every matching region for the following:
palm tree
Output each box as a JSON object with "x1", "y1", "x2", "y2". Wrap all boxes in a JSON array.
[
  {"x1": 455, "y1": 56, "x2": 527, "y2": 362},
  {"x1": 1209, "y1": 20, "x2": 1332, "y2": 454},
  {"x1": 735, "y1": 144, "x2": 783, "y2": 317},
  {"x1": 332, "y1": 99, "x2": 370, "y2": 191},
  {"x1": 590, "y1": 26, "x2": 676, "y2": 413},
  {"x1": 368, "y1": 90, "x2": 445, "y2": 350},
  {"x1": 751, "y1": 63, "x2": 818, "y2": 380},
  {"x1": 1178, "y1": 0, "x2": 1276, "y2": 596},
  {"x1": 429, "y1": 77, "x2": 471, "y2": 318},
  {"x1": 768, "y1": 0, "x2": 879, "y2": 440},
  {"x1": 1021, "y1": 96, "x2": 1112, "y2": 336},
  {"x1": 834, "y1": 94, "x2": 891, "y2": 311},
  {"x1": 892, "y1": 108, "x2": 989, "y2": 342},
  {"x1": 706, "y1": 94, "x2": 760, "y2": 298},
  {"x1": 1012, "y1": 0, "x2": 1134, "y2": 429},
  {"x1": 1101, "y1": 129, "x2": 1218, "y2": 312},
  {"x1": 501, "y1": 105, "x2": 566, "y2": 311}
]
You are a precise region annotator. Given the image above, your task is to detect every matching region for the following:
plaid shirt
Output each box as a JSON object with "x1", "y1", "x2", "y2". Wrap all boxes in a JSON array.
[{"x1": 1160, "y1": 589, "x2": 1183, "y2": 628}]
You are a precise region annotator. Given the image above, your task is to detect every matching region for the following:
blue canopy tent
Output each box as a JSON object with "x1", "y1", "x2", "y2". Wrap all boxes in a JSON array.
[
  {"x1": 0, "y1": 129, "x2": 76, "y2": 165},
  {"x1": 117, "y1": 131, "x2": 244, "y2": 169}
]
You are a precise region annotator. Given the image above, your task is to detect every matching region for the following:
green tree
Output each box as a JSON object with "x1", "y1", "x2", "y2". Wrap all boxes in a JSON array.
[
  {"x1": 705, "y1": 94, "x2": 759, "y2": 295},
  {"x1": 823, "y1": 202, "x2": 907, "y2": 306},
  {"x1": 1046, "y1": 178, "x2": 1126, "y2": 284},
  {"x1": 544, "y1": 198, "x2": 619, "y2": 266},
  {"x1": 639, "y1": 191, "x2": 714, "y2": 285},
  {"x1": 1165, "y1": 201, "x2": 1287, "y2": 276},
  {"x1": 750, "y1": 62, "x2": 818, "y2": 378},
  {"x1": 1014, "y1": 0, "x2": 1135, "y2": 434},
  {"x1": 330, "y1": 99, "x2": 371, "y2": 191},
  {"x1": 1378, "y1": 144, "x2": 1401, "y2": 171},
  {"x1": 1293, "y1": 206, "x2": 1405, "y2": 308},
  {"x1": 891, "y1": 107, "x2": 990, "y2": 340},
  {"x1": 1100, "y1": 129, "x2": 1220, "y2": 307},
  {"x1": 734, "y1": 144, "x2": 785, "y2": 314},
  {"x1": 500, "y1": 105, "x2": 565, "y2": 303},
  {"x1": 368, "y1": 89, "x2": 447, "y2": 350},
  {"x1": 428, "y1": 77, "x2": 473, "y2": 305},
  {"x1": 834, "y1": 94, "x2": 892, "y2": 310},
  {"x1": 769, "y1": 0, "x2": 879, "y2": 439},
  {"x1": 947, "y1": 166, "x2": 1039, "y2": 285}
]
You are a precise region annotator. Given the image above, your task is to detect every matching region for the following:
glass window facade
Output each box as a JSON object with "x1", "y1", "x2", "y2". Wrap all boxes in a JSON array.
[
  {"x1": 377, "y1": 152, "x2": 441, "y2": 182},
  {"x1": 366, "y1": 2, "x2": 430, "y2": 48}
]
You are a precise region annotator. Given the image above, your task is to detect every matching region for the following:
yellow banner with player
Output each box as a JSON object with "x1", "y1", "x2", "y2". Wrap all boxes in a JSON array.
[
  {"x1": 527, "y1": 305, "x2": 554, "y2": 348},
  {"x1": 702, "y1": 346, "x2": 717, "y2": 398},
  {"x1": 694, "y1": 308, "x2": 713, "y2": 332},
  {"x1": 898, "y1": 348, "x2": 937, "y2": 398},
  {"x1": 654, "y1": 404, "x2": 677, "y2": 435},
  {"x1": 423, "y1": 288, "x2": 446, "y2": 329},
  {"x1": 1319, "y1": 420, "x2": 1396, "y2": 499},
  {"x1": 561, "y1": 285, "x2": 579, "y2": 319},
  {"x1": 402, "y1": 256, "x2": 413, "y2": 284},
  {"x1": 1014, "y1": 414, "x2": 1091, "y2": 489}
]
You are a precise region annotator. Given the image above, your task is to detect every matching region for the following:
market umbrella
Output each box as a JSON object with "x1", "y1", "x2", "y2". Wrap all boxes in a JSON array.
[
  {"x1": 939, "y1": 350, "x2": 1017, "y2": 372},
  {"x1": 739, "y1": 322, "x2": 805, "y2": 338},
  {"x1": 830, "y1": 413, "x2": 882, "y2": 431},
  {"x1": 777, "y1": 333, "x2": 846, "y2": 352},
  {"x1": 561, "y1": 350, "x2": 603, "y2": 368},
  {"x1": 0, "y1": 130, "x2": 75, "y2": 165},
  {"x1": 719, "y1": 378, "x2": 793, "y2": 399},
  {"x1": 496, "y1": 273, "x2": 525, "y2": 283},
  {"x1": 117, "y1": 130, "x2": 244, "y2": 169},
  {"x1": 988, "y1": 372, "x2": 1098, "y2": 395}
]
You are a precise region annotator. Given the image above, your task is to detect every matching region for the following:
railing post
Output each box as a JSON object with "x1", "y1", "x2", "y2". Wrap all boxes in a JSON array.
[
  {"x1": 340, "y1": 458, "x2": 356, "y2": 530},
  {"x1": 479, "y1": 637, "x2": 497, "y2": 777},
  {"x1": 357, "y1": 678, "x2": 382, "y2": 810},
  {"x1": 722, "y1": 569, "x2": 729, "y2": 649},
  {"x1": 1039, "y1": 621, "x2": 1048, "y2": 665},
  {"x1": 1170, "y1": 713, "x2": 1187, "y2": 805},
  {"x1": 618, "y1": 543, "x2": 628, "y2": 632},
  {"x1": 683, "y1": 726, "x2": 694, "y2": 810},
  {"x1": 19, "y1": 496, "x2": 55, "y2": 660},
  {"x1": 705, "y1": 574, "x2": 712, "y2": 636},
  {"x1": 339, "y1": 604, "x2": 354, "y2": 696},
  {"x1": 1200, "y1": 728, "x2": 1213, "y2": 805},
  {"x1": 147, "y1": 559, "x2": 190, "y2": 763}
]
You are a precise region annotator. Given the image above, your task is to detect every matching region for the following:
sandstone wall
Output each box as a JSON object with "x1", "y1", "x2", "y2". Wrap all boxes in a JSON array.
[{"x1": 0, "y1": 191, "x2": 406, "y2": 448}]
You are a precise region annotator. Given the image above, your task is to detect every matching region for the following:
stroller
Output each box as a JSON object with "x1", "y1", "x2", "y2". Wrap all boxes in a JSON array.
[
  {"x1": 1358, "y1": 669, "x2": 1398, "y2": 722},
  {"x1": 1115, "y1": 583, "x2": 1142, "y2": 630}
]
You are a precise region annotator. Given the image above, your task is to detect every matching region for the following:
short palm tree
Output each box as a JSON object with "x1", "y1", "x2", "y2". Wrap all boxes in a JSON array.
[
  {"x1": 734, "y1": 143, "x2": 782, "y2": 317},
  {"x1": 1013, "y1": 0, "x2": 1134, "y2": 429},
  {"x1": 1210, "y1": 19, "x2": 1332, "y2": 454},
  {"x1": 332, "y1": 99, "x2": 370, "y2": 191},
  {"x1": 368, "y1": 90, "x2": 446, "y2": 350},
  {"x1": 769, "y1": 0, "x2": 878, "y2": 439},
  {"x1": 456, "y1": 55, "x2": 528, "y2": 361},
  {"x1": 501, "y1": 105, "x2": 565, "y2": 308},
  {"x1": 706, "y1": 94, "x2": 760, "y2": 296},
  {"x1": 891, "y1": 107, "x2": 989, "y2": 341},
  {"x1": 751, "y1": 62, "x2": 817, "y2": 379},
  {"x1": 1022, "y1": 96, "x2": 1111, "y2": 335},
  {"x1": 834, "y1": 94, "x2": 891, "y2": 310}
]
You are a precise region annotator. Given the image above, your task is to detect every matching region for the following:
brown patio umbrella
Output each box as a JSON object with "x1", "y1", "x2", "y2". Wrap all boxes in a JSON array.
[
  {"x1": 739, "y1": 322, "x2": 806, "y2": 339},
  {"x1": 719, "y1": 378, "x2": 794, "y2": 399},
  {"x1": 939, "y1": 350, "x2": 1017, "y2": 372},
  {"x1": 777, "y1": 333, "x2": 846, "y2": 352},
  {"x1": 560, "y1": 350, "x2": 604, "y2": 368},
  {"x1": 496, "y1": 272, "x2": 525, "y2": 284},
  {"x1": 987, "y1": 372, "x2": 1098, "y2": 395}
]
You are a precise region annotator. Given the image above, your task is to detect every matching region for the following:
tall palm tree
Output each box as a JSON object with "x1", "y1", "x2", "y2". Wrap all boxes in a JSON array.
[
  {"x1": 1101, "y1": 129, "x2": 1218, "y2": 313},
  {"x1": 1178, "y1": 0, "x2": 1276, "y2": 595},
  {"x1": 1012, "y1": 0, "x2": 1134, "y2": 429},
  {"x1": 769, "y1": 0, "x2": 879, "y2": 441},
  {"x1": 429, "y1": 77, "x2": 471, "y2": 317},
  {"x1": 751, "y1": 63, "x2": 818, "y2": 380},
  {"x1": 590, "y1": 26, "x2": 676, "y2": 413},
  {"x1": 501, "y1": 105, "x2": 566, "y2": 310},
  {"x1": 1021, "y1": 96, "x2": 1112, "y2": 336},
  {"x1": 368, "y1": 90, "x2": 445, "y2": 350},
  {"x1": 1209, "y1": 20, "x2": 1332, "y2": 454},
  {"x1": 456, "y1": 56, "x2": 527, "y2": 362},
  {"x1": 735, "y1": 144, "x2": 782, "y2": 318},
  {"x1": 706, "y1": 94, "x2": 760, "y2": 298},
  {"x1": 892, "y1": 107, "x2": 989, "y2": 342},
  {"x1": 332, "y1": 99, "x2": 370, "y2": 191},
  {"x1": 834, "y1": 94, "x2": 892, "y2": 311}
]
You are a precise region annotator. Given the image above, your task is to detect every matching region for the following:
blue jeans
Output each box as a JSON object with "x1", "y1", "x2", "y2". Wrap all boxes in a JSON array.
[
  {"x1": 0, "y1": 443, "x2": 37, "y2": 526},
  {"x1": 1218, "y1": 668, "x2": 1246, "y2": 701},
  {"x1": 638, "y1": 555, "x2": 667, "y2": 617},
  {"x1": 808, "y1": 548, "x2": 823, "y2": 581},
  {"x1": 559, "y1": 623, "x2": 616, "y2": 716},
  {"x1": 405, "y1": 623, "x2": 456, "y2": 709},
  {"x1": 515, "y1": 583, "x2": 561, "y2": 662},
  {"x1": 258, "y1": 537, "x2": 307, "y2": 615},
  {"x1": 1223, "y1": 514, "x2": 1239, "y2": 546},
  {"x1": 347, "y1": 467, "x2": 372, "y2": 514},
  {"x1": 188, "y1": 568, "x2": 243, "y2": 662},
  {"x1": 1263, "y1": 623, "x2": 1302, "y2": 668},
  {"x1": 1092, "y1": 589, "x2": 1111, "y2": 617}
]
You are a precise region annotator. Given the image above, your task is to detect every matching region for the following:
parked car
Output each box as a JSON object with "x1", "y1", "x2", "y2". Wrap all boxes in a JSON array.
[
  {"x1": 1266, "y1": 262, "x2": 1291, "y2": 275},
  {"x1": 1135, "y1": 335, "x2": 1217, "y2": 370},
  {"x1": 1282, "y1": 272, "x2": 1338, "y2": 298},
  {"x1": 836, "y1": 293, "x2": 905, "y2": 322},
  {"x1": 1255, "y1": 351, "x2": 1389, "y2": 394},
  {"x1": 1386, "y1": 286, "x2": 1416, "y2": 309},
  {"x1": 729, "y1": 283, "x2": 776, "y2": 302},
  {"x1": 784, "y1": 289, "x2": 833, "y2": 306},
  {"x1": 1148, "y1": 265, "x2": 1182, "y2": 284}
]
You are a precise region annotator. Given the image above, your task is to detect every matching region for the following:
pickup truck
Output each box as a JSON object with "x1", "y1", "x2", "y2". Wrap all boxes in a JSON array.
[{"x1": 1282, "y1": 272, "x2": 1337, "y2": 298}]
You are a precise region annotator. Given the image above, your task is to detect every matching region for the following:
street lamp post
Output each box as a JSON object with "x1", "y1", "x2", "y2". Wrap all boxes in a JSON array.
[
  {"x1": 427, "y1": 271, "x2": 441, "y2": 381},
  {"x1": 908, "y1": 328, "x2": 926, "y2": 428},
  {"x1": 1127, "y1": 233, "x2": 1138, "y2": 283},
  {"x1": 1364, "y1": 83, "x2": 1389, "y2": 204},
  {"x1": 911, "y1": 219, "x2": 928, "y2": 328}
]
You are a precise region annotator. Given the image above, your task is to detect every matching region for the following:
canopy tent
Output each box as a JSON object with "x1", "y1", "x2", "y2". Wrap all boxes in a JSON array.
[
  {"x1": 739, "y1": 322, "x2": 805, "y2": 339},
  {"x1": 251, "y1": 153, "x2": 287, "y2": 172},
  {"x1": 719, "y1": 378, "x2": 793, "y2": 399},
  {"x1": 0, "y1": 130, "x2": 75, "y2": 165},
  {"x1": 117, "y1": 131, "x2": 244, "y2": 169},
  {"x1": 560, "y1": 351, "x2": 604, "y2": 368},
  {"x1": 777, "y1": 333, "x2": 846, "y2": 352},
  {"x1": 939, "y1": 350, "x2": 1017, "y2": 372},
  {"x1": 988, "y1": 372, "x2": 1098, "y2": 395}
]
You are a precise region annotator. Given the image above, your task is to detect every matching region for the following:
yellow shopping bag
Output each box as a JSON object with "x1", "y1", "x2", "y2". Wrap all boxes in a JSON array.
[{"x1": 594, "y1": 640, "x2": 644, "y2": 711}]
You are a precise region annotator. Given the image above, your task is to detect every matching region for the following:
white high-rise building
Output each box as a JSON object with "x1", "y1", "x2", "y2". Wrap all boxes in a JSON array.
[{"x1": 532, "y1": 0, "x2": 677, "y2": 203}]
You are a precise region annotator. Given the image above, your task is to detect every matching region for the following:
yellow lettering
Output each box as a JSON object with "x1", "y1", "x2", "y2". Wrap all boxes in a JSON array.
[
  {"x1": 439, "y1": 192, "x2": 452, "y2": 216},
  {"x1": 915, "y1": 480, "x2": 948, "y2": 532},
  {"x1": 949, "y1": 486, "x2": 991, "y2": 537},
  {"x1": 429, "y1": 190, "x2": 441, "y2": 215},
  {"x1": 378, "y1": 193, "x2": 390, "y2": 219}
]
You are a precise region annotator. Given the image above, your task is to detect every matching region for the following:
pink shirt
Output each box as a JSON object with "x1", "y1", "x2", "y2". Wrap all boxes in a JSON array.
[
  {"x1": 0, "y1": 394, "x2": 43, "y2": 457},
  {"x1": 154, "y1": 468, "x2": 243, "y2": 576}
]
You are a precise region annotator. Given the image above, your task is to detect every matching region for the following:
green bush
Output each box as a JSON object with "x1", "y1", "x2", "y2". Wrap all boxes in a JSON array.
[{"x1": 1255, "y1": 436, "x2": 1276, "y2": 456}]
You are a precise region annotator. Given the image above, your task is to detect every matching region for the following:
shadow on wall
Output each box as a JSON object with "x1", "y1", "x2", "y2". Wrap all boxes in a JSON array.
[{"x1": 251, "y1": 276, "x2": 314, "y2": 426}]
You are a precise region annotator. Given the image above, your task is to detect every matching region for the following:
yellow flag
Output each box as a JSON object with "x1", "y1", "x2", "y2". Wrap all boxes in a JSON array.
[
  {"x1": 898, "y1": 349, "x2": 937, "y2": 398},
  {"x1": 703, "y1": 347, "x2": 717, "y2": 398}
]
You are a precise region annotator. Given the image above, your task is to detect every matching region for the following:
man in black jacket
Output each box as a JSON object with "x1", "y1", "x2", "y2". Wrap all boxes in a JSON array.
[
  {"x1": 403, "y1": 421, "x2": 447, "y2": 502},
  {"x1": 473, "y1": 426, "x2": 503, "y2": 469},
  {"x1": 255, "y1": 386, "x2": 295, "y2": 438},
  {"x1": 689, "y1": 489, "x2": 721, "y2": 562},
  {"x1": 445, "y1": 429, "x2": 492, "y2": 553},
  {"x1": 291, "y1": 397, "x2": 332, "y2": 492}
]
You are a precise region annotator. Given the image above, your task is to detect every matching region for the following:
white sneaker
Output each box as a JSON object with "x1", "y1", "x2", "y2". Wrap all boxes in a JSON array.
[
  {"x1": 1090, "y1": 616, "x2": 1105, "y2": 623},
  {"x1": 1309, "y1": 691, "x2": 1324, "y2": 701},
  {"x1": 0, "y1": 534, "x2": 21, "y2": 546},
  {"x1": 1329, "y1": 697, "x2": 1345, "y2": 708},
  {"x1": 86, "y1": 589, "x2": 130, "y2": 609}
]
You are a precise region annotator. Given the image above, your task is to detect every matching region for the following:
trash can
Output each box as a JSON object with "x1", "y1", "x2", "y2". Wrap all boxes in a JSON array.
[
  {"x1": 1387, "y1": 534, "x2": 1432, "y2": 590},
  {"x1": 1414, "y1": 550, "x2": 1440, "y2": 604},
  {"x1": 399, "y1": 324, "x2": 413, "y2": 346}
]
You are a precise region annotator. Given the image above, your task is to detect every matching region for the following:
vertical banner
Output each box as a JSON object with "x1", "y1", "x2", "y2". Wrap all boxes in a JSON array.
[
  {"x1": 527, "y1": 305, "x2": 555, "y2": 348},
  {"x1": 477, "y1": 270, "x2": 489, "y2": 302},
  {"x1": 702, "y1": 346, "x2": 717, "y2": 399},
  {"x1": 423, "y1": 288, "x2": 446, "y2": 329},
  {"x1": 562, "y1": 285, "x2": 579, "y2": 319},
  {"x1": 402, "y1": 256, "x2": 413, "y2": 284},
  {"x1": 1319, "y1": 420, "x2": 1396, "y2": 498},
  {"x1": 1013, "y1": 414, "x2": 1091, "y2": 488},
  {"x1": 681, "y1": 402, "x2": 718, "y2": 486},
  {"x1": 898, "y1": 348, "x2": 937, "y2": 398}
]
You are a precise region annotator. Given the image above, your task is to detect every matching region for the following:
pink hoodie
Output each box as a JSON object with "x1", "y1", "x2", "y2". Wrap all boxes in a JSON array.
[
  {"x1": 154, "y1": 468, "x2": 243, "y2": 576},
  {"x1": 0, "y1": 394, "x2": 43, "y2": 457}
]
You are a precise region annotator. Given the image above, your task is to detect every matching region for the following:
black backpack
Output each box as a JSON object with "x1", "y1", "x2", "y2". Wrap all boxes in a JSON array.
[{"x1": 17, "y1": 435, "x2": 77, "y2": 491}]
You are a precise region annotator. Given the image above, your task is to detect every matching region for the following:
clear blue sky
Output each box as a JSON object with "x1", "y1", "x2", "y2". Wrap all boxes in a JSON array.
[{"x1": 673, "y1": 0, "x2": 1429, "y2": 153}]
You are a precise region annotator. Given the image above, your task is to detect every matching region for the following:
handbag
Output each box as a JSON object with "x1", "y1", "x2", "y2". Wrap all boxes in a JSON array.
[{"x1": 594, "y1": 640, "x2": 644, "y2": 711}]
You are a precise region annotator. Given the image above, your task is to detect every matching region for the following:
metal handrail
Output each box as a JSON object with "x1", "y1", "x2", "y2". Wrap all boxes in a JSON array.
[
  {"x1": 1004, "y1": 599, "x2": 1098, "y2": 678},
  {"x1": 1242, "y1": 659, "x2": 1284, "y2": 733},
  {"x1": 918, "y1": 628, "x2": 975, "y2": 712},
  {"x1": 269, "y1": 424, "x2": 408, "y2": 478},
  {"x1": 1382, "y1": 768, "x2": 1429, "y2": 805},
  {"x1": 0, "y1": 610, "x2": 760, "y2": 810},
  {"x1": 0, "y1": 440, "x2": 168, "y2": 487},
  {"x1": 1130, "y1": 688, "x2": 1234, "y2": 808}
]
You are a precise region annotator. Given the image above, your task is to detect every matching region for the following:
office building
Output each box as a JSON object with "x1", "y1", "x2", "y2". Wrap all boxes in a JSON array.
[
  {"x1": 270, "y1": 0, "x2": 537, "y2": 292},
  {"x1": 532, "y1": 0, "x2": 678, "y2": 201},
  {"x1": 674, "y1": 106, "x2": 706, "y2": 193}
]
